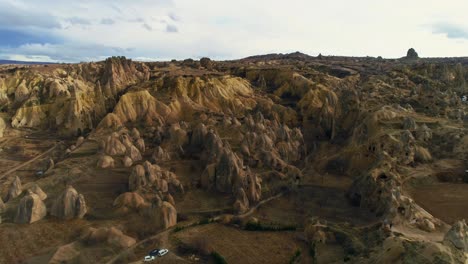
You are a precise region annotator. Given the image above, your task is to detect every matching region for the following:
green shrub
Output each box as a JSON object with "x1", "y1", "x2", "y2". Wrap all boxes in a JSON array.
[
  {"x1": 173, "y1": 226, "x2": 185, "y2": 232},
  {"x1": 289, "y1": 249, "x2": 301, "y2": 264},
  {"x1": 211, "y1": 251, "x2": 227, "y2": 264}
]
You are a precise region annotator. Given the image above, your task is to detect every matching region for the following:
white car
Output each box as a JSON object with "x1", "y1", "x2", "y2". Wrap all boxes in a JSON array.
[{"x1": 144, "y1": 249, "x2": 169, "y2": 262}]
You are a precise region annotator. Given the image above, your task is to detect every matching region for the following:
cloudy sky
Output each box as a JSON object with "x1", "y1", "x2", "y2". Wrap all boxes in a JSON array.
[{"x1": 0, "y1": 0, "x2": 468, "y2": 62}]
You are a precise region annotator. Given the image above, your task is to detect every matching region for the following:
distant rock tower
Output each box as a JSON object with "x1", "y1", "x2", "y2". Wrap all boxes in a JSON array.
[{"x1": 406, "y1": 48, "x2": 419, "y2": 60}]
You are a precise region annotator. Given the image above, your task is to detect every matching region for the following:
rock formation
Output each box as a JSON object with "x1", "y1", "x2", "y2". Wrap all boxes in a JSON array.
[
  {"x1": 14, "y1": 190, "x2": 47, "y2": 224},
  {"x1": 30, "y1": 184, "x2": 47, "y2": 200},
  {"x1": 50, "y1": 185, "x2": 87, "y2": 220},
  {"x1": 122, "y1": 156, "x2": 133, "y2": 167},
  {"x1": 113, "y1": 192, "x2": 146, "y2": 214},
  {"x1": 406, "y1": 48, "x2": 419, "y2": 59},
  {"x1": 444, "y1": 220, "x2": 468, "y2": 251},
  {"x1": 0, "y1": 197, "x2": 5, "y2": 212},
  {"x1": 104, "y1": 132, "x2": 127, "y2": 156},
  {"x1": 81, "y1": 226, "x2": 136, "y2": 248},
  {"x1": 152, "y1": 146, "x2": 170, "y2": 162},
  {"x1": 0, "y1": 117, "x2": 5, "y2": 137},
  {"x1": 6, "y1": 176, "x2": 22, "y2": 201},
  {"x1": 143, "y1": 199, "x2": 177, "y2": 229},
  {"x1": 97, "y1": 155, "x2": 115, "y2": 168},
  {"x1": 129, "y1": 164, "x2": 146, "y2": 191}
]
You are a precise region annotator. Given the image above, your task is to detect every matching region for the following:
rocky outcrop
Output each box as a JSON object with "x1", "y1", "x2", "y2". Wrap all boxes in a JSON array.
[
  {"x1": 414, "y1": 146, "x2": 432, "y2": 163},
  {"x1": 444, "y1": 220, "x2": 468, "y2": 251},
  {"x1": 104, "y1": 132, "x2": 127, "y2": 156},
  {"x1": 152, "y1": 146, "x2": 170, "y2": 162},
  {"x1": 402, "y1": 117, "x2": 417, "y2": 130},
  {"x1": 97, "y1": 155, "x2": 115, "y2": 168},
  {"x1": 233, "y1": 188, "x2": 249, "y2": 214},
  {"x1": 214, "y1": 149, "x2": 245, "y2": 193},
  {"x1": 48, "y1": 242, "x2": 81, "y2": 264},
  {"x1": 0, "y1": 117, "x2": 5, "y2": 137},
  {"x1": 6, "y1": 176, "x2": 22, "y2": 201},
  {"x1": 30, "y1": 184, "x2": 47, "y2": 201},
  {"x1": 406, "y1": 48, "x2": 419, "y2": 60},
  {"x1": 50, "y1": 185, "x2": 87, "y2": 220},
  {"x1": 122, "y1": 156, "x2": 133, "y2": 167},
  {"x1": 113, "y1": 90, "x2": 170, "y2": 125},
  {"x1": 0, "y1": 197, "x2": 5, "y2": 212},
  {"x1": 129, "y1": 165, "x2": 146, "y2": 191},
  {"x1": 113, "y1": 192, "x2": 146, "y2": 214},
  {"x1": 135, "y1": 138, "x2": 145, "y2": 152},
  {"x1": 143, "y1": 199, "x2": 177, "y2": 229},
  {"x1": 81, "y1": 226, "x2": 136, "y2": 248},
  {"x1": 14, "y1": 190, "x2": 47, "y2": 224},
  {"x1": 126, "y1": 145, "x2": 142, "y2": 162},
  {"x1": 96, "y1": 113, "x2": 123, "y2": 132}
]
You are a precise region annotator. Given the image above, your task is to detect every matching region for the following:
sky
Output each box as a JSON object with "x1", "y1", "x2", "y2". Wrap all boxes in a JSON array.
[{"x1": 0, "y1": 0, "x2": 468, "y2": 62}]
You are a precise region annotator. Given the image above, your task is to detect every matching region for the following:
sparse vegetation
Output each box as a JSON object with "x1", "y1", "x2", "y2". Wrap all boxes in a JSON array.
[
  {"x1": 211, "y1": 251, "x2": 228, "y2": 264},
  {"x1": 288, "y1": 249, "x2": 301, "y2": 264},
  {"x1": 244, "y1": 221, "x2": 297, "y2": 231}
]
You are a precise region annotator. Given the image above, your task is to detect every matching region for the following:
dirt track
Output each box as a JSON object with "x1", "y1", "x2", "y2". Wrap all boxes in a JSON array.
[{"x1": 0, "y1": 141, "x2": 59, "y2": 180}]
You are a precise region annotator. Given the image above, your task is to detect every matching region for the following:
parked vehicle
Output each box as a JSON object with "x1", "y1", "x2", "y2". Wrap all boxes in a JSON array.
[{"x1": 144, "y1": 249, "x2": 169, "y2": 261}]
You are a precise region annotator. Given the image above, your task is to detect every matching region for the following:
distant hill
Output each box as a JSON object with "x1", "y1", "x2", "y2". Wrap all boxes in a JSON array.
[{"x1": 0, "y1": 60, "x2": 56, "y2": 65}]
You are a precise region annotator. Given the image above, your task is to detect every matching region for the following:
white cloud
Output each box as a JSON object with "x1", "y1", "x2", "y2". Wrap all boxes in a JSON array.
[{"x1": 1, "y1": 0, "x2": 468, "y2": 62}]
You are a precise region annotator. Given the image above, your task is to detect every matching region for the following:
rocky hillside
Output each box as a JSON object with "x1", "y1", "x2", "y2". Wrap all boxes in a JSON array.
[{"x1": 0, "y1": 53, "x2": 467, "y2": 263}]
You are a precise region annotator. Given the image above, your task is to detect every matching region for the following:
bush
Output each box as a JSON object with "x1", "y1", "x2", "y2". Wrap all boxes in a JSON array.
[
  {"x1": 211, "y1": 251, "x2": 227, "y2": 264},
  {"x1": 174, "y1": 226, "x2": 185, "y2": 233},
  {"x1": 289, "y1": 249, "x2": 301, "y2": 264}
]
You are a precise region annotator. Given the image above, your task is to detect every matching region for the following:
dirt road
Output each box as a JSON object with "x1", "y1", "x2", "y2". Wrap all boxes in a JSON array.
[{"x1": 0, "y1": 141, "x2": 59, "y2": 180}]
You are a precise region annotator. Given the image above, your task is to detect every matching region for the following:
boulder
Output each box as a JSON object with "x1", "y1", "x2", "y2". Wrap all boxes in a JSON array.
[
  {"x1": 126, "y1": 145, "x2": 142, "y2": 162},
  {"x1": 14, "y1": 190, "x2": 47, "y2": 224},
  {"x1": 444, "y1": 220, "x2": 468, "y2": 251},
  {"x1": 122, "y1": 156, "x2": 133, "y2": 167},
  {"x1": 129, "y1": 165, "x2": 146, "y2": 191},
  {"x1": 6, "y1": 176, "x2": 22, "y2": 201},
  {"x1": 97, "y1": 155, "x2": 115, "y2": 169},
  {"x1": 76, "y1": 136, "x2": 85, "y2": 147},
  {"x1": 50, "y1": 185, "x2": 87, "y2": 220}
]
